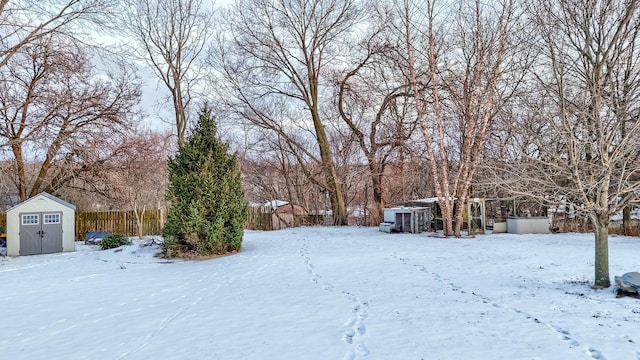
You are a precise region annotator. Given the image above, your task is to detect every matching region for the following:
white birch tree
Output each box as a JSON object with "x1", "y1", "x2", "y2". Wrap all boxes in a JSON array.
[{"x1": 403, "y1": 0, "x2": 520, "y2": 236}]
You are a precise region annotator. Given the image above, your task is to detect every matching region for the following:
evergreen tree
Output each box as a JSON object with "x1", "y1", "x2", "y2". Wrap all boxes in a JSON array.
[{"x1": 163, "y1": 106, "x2": 247, "y2": 257}]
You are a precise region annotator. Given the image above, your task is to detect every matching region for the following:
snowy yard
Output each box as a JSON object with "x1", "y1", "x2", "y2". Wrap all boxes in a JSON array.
[{"x1": 1, "y1": 227, "x2": 640, "y2": 359}]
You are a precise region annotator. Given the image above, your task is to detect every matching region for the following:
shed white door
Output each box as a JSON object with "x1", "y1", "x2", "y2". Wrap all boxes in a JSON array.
[{"x1": 19, "y1": 212, "x2": 63, "y2": 255}]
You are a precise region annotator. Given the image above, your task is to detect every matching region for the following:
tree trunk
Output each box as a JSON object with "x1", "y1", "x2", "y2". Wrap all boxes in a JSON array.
[
  {"x1": 440, "y1": 199, "x2": 455, "y2": 236},
  {"x1": 452, "y1": 196, "x2": 467, "y2": 237},
  {"x1": 134, "y1": 204, "x2": 146, "y2": 239},
  {"x1": 593, "y1": 215, "x2": 611, "y2": 288},
  {"x1": 328, "y1": 176, "x2": 347, "y2": 225},
  {"x1": 173, "y1": 89, "x2": 187, "y2": 147},
  {"x1": 364, "y1": 159, "x2": 385, "y2": 225},
  {"x1": 623, "y1": 205, "x2": 632, "y2": 235},
  {"x1": 311, "y1": 106, "x2": 347, "y2": 226},
  {"x1": 10, "y1": 142, "x2": 27, "y2": 201},
  {"x1": 371, "y1": 171, "x2": 384, "y2": 225}
]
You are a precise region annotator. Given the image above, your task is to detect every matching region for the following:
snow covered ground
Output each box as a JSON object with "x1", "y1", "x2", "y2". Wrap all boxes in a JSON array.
[{"x1": 1, "y1": 227, "x2": 640, "y2": 360}]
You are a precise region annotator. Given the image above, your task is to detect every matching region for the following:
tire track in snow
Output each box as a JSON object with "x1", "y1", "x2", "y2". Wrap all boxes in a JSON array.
[
  {"x1": 298, "y1": 236, "x2": 370, "y2": 359},
  {"x1": 387, "y1": 250, "x2": 604, "y2": 359},
  {"x1": 417, "y1": 266, "x2": 612, "y2": 359}
]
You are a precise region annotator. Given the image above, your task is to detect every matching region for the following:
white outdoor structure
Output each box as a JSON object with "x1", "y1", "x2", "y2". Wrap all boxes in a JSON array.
[
  {"x1": 6, "y1": 192, "x2": 76, "y2": 256},
  {"x1": 379, "y1": 207, "x2": 432, "y2": 233},
  {"x1": 506, "y1": 216, "x2": 551, "y2": 234}
]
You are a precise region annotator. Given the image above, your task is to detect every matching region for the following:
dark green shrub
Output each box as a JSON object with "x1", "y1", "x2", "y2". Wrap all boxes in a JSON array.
[
  {"x1": 162, "y1": 106, "x2": 247, "y2": 258},
  {"x1": 100, "y1": 234, "x2": 131, "y2": 250}
]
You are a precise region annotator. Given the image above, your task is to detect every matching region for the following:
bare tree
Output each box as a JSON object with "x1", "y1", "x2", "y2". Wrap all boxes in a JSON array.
[
  {"x1": 219, "y1": 0, "x2": 361, "y2": 225},
  {"x1": 491, "y1": 0, "x2": 640, "y2": 288},
  {"x1": 0, "y1": 35, "x2": 141, "y2": 201},
  {"x1": 59, "y1": 129, "x2": 173, "y2": 213},
  {"x1": 242, "y1": 134, "x2": 304, "y2": 205},
  {"x1": 403, "y1": 0, "x2": 518, "y2": 236},
  {"x1": 337, "y1": 23, "x2": 417, "y2": 224},
  {"x1": 0, "y1": 0, "x2": 115, "y2": 69},
  {"x1": 0, "y1": 158, "x2": 16, "y2": 209},
  {"x1": 110, "y1": 129, "x2": 171, "y2": 237},
  {"x1": 122, "y1": 0, "x2": 213, "y2": 146}
]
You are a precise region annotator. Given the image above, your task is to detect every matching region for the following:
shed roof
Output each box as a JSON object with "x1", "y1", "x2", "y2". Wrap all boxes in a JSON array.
[
  {"x1": 7, "y1": 192, "x2": 76, "y2": 212},
  {"x1": 264, "y1": 200, "x2": 289, "y2": 208}
]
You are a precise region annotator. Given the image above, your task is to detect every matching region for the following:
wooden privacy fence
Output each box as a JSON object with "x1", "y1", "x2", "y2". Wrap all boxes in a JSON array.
[
  {"x1": 0, "y1": 211, "x2": 164, "y2": 239},
  {"x1": 2, "y1": 206, "x2": 320, "y2": 240},
  {"x1": 0, "y1": 210, "x2": 311, "y2": 235},
  {"x1": 75, "y1": 210, "x2": 165, "y2": 240},
  {"x1": 246, "y1": 206, "x2": 273, "y2": 230},
  {"x1": 245, "y1": 206, "x2": 327, "y2": 230}
]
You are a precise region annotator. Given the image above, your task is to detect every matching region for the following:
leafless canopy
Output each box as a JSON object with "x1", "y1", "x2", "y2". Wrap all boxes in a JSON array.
[
  {"x1": 0, "y1": 0, "x2": 116, "y2": 69},
  {"x1": 122, "y1": 0, "x2": 213, "y2": 146},
  {"x1": 0, "y1": 34, "x2": 141, "y2": 201},
  {"x1": 218, "y1": 0, "x2": 362, "y2": 225}
]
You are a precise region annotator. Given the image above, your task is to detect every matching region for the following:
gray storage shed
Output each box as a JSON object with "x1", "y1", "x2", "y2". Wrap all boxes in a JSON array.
[{"x1": 6, "y1": 192, "x2": 76, "y2": 256}]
